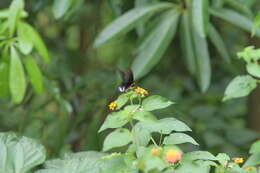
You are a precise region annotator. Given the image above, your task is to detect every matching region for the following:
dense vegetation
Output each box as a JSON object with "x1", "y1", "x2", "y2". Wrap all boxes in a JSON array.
[{"x1": 0, "y1": 0, "x2": 259, "y2": 172}]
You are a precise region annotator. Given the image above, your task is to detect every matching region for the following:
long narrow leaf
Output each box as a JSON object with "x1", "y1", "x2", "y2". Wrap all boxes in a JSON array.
[
  {"x1": 208, "y1": 24, "x2": 230, "y2": 63},
  {"x1": 180, "y1": 11, "x2": 196, "y2": 75},
  {"x1": 210, "y1": 8, "x2": 260, "y2": 37},
  {"x1": 132, "y1": 9, "x2": 180, "y2": 79},
  {"x1": 24, "y1": 56, "x2": 43, "y2": 94},
  {"x1": 8, "y1": 0, "x2": 24, "y2": 37},
  {"x1": 19, "y1": 22, "x2": 50, "y2": 63},
  {"x1": 9, "y1": 46, "x2": 26, "y2": 103},
  {"x1": 0, "y1": 62, "x2": 9, "y2": 98},
  {"x1": 53, "y1": 0, "x2": 74, "y2": 19},
  {"x1": 192, "y1": 28, "x2": 211, "y2": 92},
  {"x1": 192, "y1": 0, "x2": 209, "y2": 38},
  {"x1": 94, "y1": 2, "x2": 174, "y2": 47}
]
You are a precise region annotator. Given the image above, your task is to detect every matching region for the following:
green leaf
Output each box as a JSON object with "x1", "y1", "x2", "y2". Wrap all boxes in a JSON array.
[
  {"x1": 208, "y1": 23, "x2": 230, "y2": 63},
  {"x1": 53, "y1": 0, "x2": 74, "y2": 19},
  {"x1": 250, "y1": 140, "x2": 260, "y2": 154},
  {"x1": 132, "y1": 123, "x2": 151, "y2": 147},
  {"x1": 56, "y1": 96, "x2": 72, "y2": 114},
  {"x1": 142, "y1": 95, "x2": 174, "y2": 111},
  {"x1": 94, "y1": 2, "x2": 174, "y2": 47},
  {"x1": 246, "y1": 63, "x2": 260, "y2": 78},
  {"x1": 252, "y1": 12, "x2": 260, "y2": 36},
  {"x1": 17, "y1": 22, "x2": 33, "y2": 55},
  {"x1": 133, "y1": 111, "x2": 157, "y2": 122},
  {"x1": 24, "y1": 56, "x2": 43, "y2": 94},
  {"x1": 37, "y1": 151, "x2": 106, "y2": 173},
  {"x1": 103, "y1": 128, "x2": 132, "y2": 151},
  {"x1": 163, "y1": 133, "x2": 199, "y2": 145},
  {"x1": 243, "y1": 152, "x2": 260, "y2": 167},
  {"x1": 139, "y1": 118, "x2": 191, "y2": 134},
  {"x1": 216, "y1": 153, "x2": 230, "y2": 166},
  {"x1": 192, "y1": 29, "x2": 211, "y2": 92},
  {"x1": 9, "y1": 46, "x2": 26, "y2": 104},
  {"x1": 132, "y1": 9, "x2": 180, "y2": 79},
  {"x1": 173, "y1": 161, "x2": 210, "y2": 173},
  {"x1": 98, "y1": 111, "x2": 130, "y2": 132},
  {"x1": 0, "y1": 9, "x2": 27, "y2": 19},
  {"x1": 183, "y1": 151, "x2": 217, "y2": 161},
  {"x1": 223, "y1": 75, "x2": 257, "y2": 101},
  {"x1": 0, "y1": 132, "x2": 46, "y2": 173},
  {"x1": 8, "y1": 0, "x2": 24, "y2": 37},
  {"x1": 224, "y1": 0, "x2": 253, "y2": 17},
  {"x1": 19, "y1": 22, "x2": 50, "y2": 64},
  {"x1": 116, "y1": 94, "x2": 129, "y2": 110},
  {"x1": 180, "y1": 11, "x2": 196, "y2": 75},
  {"x1": 210, "y1": 8, "x2": 260, "y2": 37},
  {"x1": 0, "y1": 62, "x2": 9, "y2": 98},
  {"x1": 192, "y1": 0, "x2": 209, "y2": 37}
]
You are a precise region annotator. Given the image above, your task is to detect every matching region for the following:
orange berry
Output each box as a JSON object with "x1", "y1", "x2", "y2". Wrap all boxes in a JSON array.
[
  {"x1": 151, "y1": 148, "x2": 159, "y2": 156},
  {"x1": 164, "y1": 149, "x2": 182, "y2": 163}
]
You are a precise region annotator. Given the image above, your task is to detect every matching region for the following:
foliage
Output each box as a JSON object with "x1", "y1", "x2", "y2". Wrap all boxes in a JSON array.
[{"x1": 223, "y1": 46, "x2": 260, "y2": 101}]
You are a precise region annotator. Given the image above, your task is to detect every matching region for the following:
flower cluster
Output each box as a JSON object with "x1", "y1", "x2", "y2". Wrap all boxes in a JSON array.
[
  {"x1": 232, "y1": 157, "x2": 244, "y2": 164},
  {"x1": 135, "y1": 87, "x2": 148, "y2": 95},
  {"x1": 151, "y1": 148, "x2": 182, "y2": 163},
  {"x1": 108, "y1": 101, "x2": 117, "y2": 111}
]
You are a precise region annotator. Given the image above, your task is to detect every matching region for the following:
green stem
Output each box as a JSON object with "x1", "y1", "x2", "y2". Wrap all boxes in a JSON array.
[
  {"x1": 159, "y1": 131, "x2": 163, "y2": 146},
  {"x1": 151, "y1": 136, "x2": 158, "y2": 147}
]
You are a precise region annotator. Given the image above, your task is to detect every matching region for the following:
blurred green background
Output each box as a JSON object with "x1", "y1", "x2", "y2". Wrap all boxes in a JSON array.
[{"x1": 0, "y1": 0, "x2": 259, "y2": 159}]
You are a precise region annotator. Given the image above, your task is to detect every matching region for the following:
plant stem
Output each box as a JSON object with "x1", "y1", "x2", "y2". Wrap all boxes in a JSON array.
[{"x1": 151, "y1": 136, "x2": 158, "y2": 147}]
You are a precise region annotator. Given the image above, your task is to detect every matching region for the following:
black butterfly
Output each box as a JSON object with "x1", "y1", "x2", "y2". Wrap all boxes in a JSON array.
[{"x1": 118, "y1": 69, "x2": 135, "y2": 92}]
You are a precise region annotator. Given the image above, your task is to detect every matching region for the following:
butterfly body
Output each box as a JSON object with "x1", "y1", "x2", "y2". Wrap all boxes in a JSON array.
[{"x1": 118, "y1": 69, "x2": 135, "y2": 92}]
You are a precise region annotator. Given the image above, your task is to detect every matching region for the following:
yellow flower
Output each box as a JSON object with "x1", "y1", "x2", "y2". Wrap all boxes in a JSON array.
[
  {"x1": 108, "y1": 101, "x2": 117, "y2": 110},
  {"x1": 164, "y1": 149, "x2": 182, "y2": 163},
  {"x1": 244, "y1": 167, "x2": 252, "y2": 171},
  {"x1": 232, "y1": 157, "x2": 244, "y2": 164},
  {"x1": 135, "y1": 87, "x2": 148, "y2": 95}
]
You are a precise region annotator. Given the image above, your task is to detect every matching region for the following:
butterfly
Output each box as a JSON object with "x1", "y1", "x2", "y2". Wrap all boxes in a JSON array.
[{"x1": 118, "y1": 69, "x2": 135, "y2": 92}]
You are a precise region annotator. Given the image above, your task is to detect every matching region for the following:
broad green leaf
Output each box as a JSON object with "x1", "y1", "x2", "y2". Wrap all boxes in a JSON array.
[
  {"x1": 98, "y1": 111, "x2": 130, "y2": 132},
  {"x1": 246, "y1": 63, "x2": 260, "y2": 78},
  {"x1": 192, "y1": 0, "x2": 209, "y2": 37},
  {"x1": 192, "y1": 29, "x2": 211, "y2": 92},
  {"x1": 103, "y1": 128, "x2": 132, "y2": 151},
  {"x1": 94, "y1": 2, "x2": 174, "y2": 47},
  {"x1": 183, "y1": 151, "x2": 217, "y2": 161},
  {"x1": 132, "y1": 123, "x2": 151, "y2": 147},
  {"x1": 19, "y1": 22, "x2": 50, "y2": 63},
  {"x1": 8, "y1": 0, "x2": 24, "y2": 37},
  {"x1": 223, "y1": 75, "x2": 257, "y2": 101},
  {"x1": 24, "y1": 56, "x2": 43, "y2": 94},
  {"x1": 9, "y1": 46, "x2": 26, "y2": 104},
  {"x1": 133, "y1": 111, "x2": 157, "y2": 122},
  {"x1": 237, "y1": 46, "x2": 260, "y2": 62},
  {"x1": 163, "y1": 133, "x2": 199, "y2": 145},
  {"x1": 37, "y1": 151, "x2": 106, "y2": 173},
  {"x1": 210, "y1": 8, "x2": 260, "y2": 37},
  {"x1": 243, "y1": 152, "x2": 260, "y2": 167},
  {"x1": 180, "y1": 11, "x2": 196, "y2": 75},
  {"x1": 173, "y1": 161, "x2": 210, "y2": 173},
  {"x1": 250, "y1": 140, "x2": 260, "y2": 154},
  {"x1": 208, "y1": 24, "x2": 230, "y2": 63},
  {"x1": 17, "y1": 22, "x2": 33, "y2": 55},
  {"x1": 0, "y1": 132, "x2": 46, "y2": 173},
  {"x1": 0, "y1": 63, "x2": 9, "y2": 98},
  {"x1": 142, "y1": 95, "x2": 174, "y2": 111},
  {"x1": 139, "y1": 118, "x2": 191, "y2": 134},
  {"x1": 132, "y1": 9, "x2": 180, "y2": 79},
  {"x1": 116, "y1": 94, "x2": 129, "y2": 110},
  {"x1": 53, "y1": 0, "x2": 74, "y2": 19}
]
